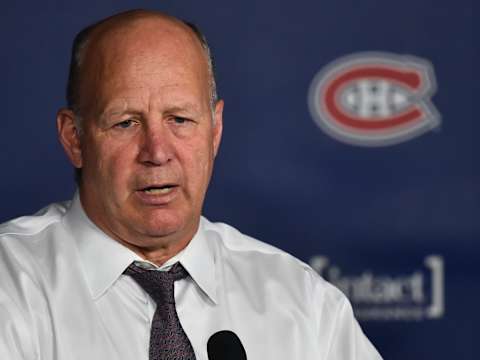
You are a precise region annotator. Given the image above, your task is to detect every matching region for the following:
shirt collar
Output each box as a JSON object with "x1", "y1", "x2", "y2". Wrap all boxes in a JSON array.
[
  {"x1": 178, "y1": 217, "x2": 217, "y2": 304},
  {"x1": 62, "y1": 193, "x2": 217, "y2": 304}
]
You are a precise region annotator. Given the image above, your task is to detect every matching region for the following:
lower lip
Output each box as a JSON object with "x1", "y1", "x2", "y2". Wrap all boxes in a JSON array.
[{"x1": 135, "y1": 187, "x2": 179, "y2": 205}]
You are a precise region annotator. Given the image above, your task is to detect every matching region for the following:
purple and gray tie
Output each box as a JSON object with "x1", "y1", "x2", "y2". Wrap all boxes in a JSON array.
[{"x1": 124, "y1": 262, "x2": 196, "y2": 360}]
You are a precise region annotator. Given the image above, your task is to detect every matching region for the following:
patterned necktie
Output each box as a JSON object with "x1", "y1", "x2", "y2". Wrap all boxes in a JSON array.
[{"x1": 124, "y1": 262, "x2": 196, "y2": 360}]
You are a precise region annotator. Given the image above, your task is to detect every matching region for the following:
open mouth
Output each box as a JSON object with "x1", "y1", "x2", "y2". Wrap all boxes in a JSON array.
[{"x1": 141, "y1": 185, "x2": 177, "y2": 195}]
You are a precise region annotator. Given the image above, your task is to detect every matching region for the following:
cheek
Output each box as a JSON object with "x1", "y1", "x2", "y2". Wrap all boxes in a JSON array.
[
  {"x1": 91, "y1": 141, "x2": 136, "y2": 186},
  {"x1": 183, "y1": 139, "x2": 215, "y2": 187}
]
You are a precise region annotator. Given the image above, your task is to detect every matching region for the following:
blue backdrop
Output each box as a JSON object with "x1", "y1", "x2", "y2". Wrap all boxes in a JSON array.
[{"x1": 1, "y1": 1, "x2": 476, "y2": 359}]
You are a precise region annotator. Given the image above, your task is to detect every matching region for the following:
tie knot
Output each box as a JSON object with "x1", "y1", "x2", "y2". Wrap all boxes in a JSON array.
[
  {"x1": 167, "y1": 262, "x2": 190, "y2": 281},
  {"x1": 124, "y1": 262, "x2": 189, "y2": 304}
]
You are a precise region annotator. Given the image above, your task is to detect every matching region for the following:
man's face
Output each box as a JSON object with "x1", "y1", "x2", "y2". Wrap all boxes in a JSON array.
[{"x1": 59, "y1": 18, "x2": 223, "y2": 256}]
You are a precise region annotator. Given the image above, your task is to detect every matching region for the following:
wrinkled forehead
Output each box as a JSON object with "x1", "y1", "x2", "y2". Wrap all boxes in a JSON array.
[{"x1": 77, "y1": 14, "x2": 211, "y2": 114}]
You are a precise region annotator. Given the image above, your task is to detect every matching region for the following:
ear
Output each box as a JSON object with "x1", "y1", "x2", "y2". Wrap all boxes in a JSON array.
[
  {"x1": 57, "y1": 108, "x2": 83, "y2": 168},
  {"x1": 212, "y1": 99, "x2": 224, "y2": 157}
]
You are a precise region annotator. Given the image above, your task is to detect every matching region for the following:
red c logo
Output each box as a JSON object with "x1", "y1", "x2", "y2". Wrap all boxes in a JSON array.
[{"x1": 308, "y1": 52, "x2": 440, "y2": 146}]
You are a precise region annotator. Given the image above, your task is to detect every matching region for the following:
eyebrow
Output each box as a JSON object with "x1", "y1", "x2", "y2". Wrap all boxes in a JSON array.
[
  {"x1": 164, "y1": 102, "x2": 202, "y2": 114},
  {"x1": 99, "y1": 108, "x2": 141, "y2": 121},
  {"x1": 98, "y1": 98, "x2": 133, "y2": 118},
  {"x1": 98, "y1": 100, "x2": 205, "y2": 120}
]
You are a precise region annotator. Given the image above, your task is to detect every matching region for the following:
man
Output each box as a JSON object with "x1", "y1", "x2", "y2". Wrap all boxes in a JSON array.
[{"x1": 0, "y1": 9, "x2": 382, "y2": 360}]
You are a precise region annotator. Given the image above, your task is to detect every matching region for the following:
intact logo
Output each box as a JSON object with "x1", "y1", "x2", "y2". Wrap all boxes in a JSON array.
[
  {"x1": 308, "y1": 52, "x2": 441, "y2": 146},
  {"x1": 310, "y1": 255, "x2": 445, "y2": 321}
]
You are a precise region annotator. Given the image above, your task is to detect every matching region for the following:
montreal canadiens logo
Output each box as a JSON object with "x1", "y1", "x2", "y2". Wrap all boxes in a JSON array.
[{"x1": 308, "y1": 52, "x2": 440, "y2": 146}]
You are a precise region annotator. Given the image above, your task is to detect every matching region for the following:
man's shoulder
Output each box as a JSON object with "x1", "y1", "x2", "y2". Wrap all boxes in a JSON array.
[
  {"x1": 203, "y1": 218, "x2": 290, "y2": 255},
  {"x1": 202, "y1": 217, "x2": 328, "y2": 285},
  {"x1": 202, "y1": 217, "x2": 347, "y2": 308},
  {"x1": 0, "y1": 200, "x2": 70, "y2": 249}
]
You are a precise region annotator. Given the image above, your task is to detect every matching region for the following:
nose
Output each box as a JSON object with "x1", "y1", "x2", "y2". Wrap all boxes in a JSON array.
[{"x1": 137, "y1": 123, "x2": 174, "y2": 166}]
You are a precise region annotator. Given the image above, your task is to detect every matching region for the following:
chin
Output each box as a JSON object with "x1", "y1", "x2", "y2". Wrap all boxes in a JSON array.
[{"x1": 137, "y1": 211, "x2": 196, "y2": 239}]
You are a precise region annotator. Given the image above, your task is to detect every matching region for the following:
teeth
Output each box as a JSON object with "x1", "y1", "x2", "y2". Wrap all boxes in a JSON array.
[{"x1": 143, "y1": 187, "x2": 172, "y2": 195}]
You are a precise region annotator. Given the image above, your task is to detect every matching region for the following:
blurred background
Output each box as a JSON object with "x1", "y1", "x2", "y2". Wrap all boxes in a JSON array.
[{"x1": 1, "y1": 1, "x2": 476, "y2": 358}]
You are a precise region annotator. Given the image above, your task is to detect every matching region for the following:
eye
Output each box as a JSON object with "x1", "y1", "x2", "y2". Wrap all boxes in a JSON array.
[
  {"x1": 172, "y1": 116, "x2": 189, "y2": 124},
  {"x1": 168, "y1": 116, "x2": 197, "y2": 127},
  {"x1": 115, "y1": 119, "x2": 136, "y2": 129}
]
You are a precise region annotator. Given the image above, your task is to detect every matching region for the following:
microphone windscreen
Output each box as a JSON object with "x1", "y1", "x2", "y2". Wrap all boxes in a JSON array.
[{"x1": 207, "y1": 330, "x2": 247, "y2": 360}]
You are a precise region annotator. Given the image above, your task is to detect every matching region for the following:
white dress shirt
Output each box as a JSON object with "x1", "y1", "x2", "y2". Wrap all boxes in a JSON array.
[{"x1": 0, "y1": 194, "x2": 382, "y2": 359}]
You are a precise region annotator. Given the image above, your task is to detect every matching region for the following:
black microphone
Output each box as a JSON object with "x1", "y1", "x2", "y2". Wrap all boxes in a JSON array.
[{"x1": 207, "y1": 330, "x2": 247, "y2": 360}]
